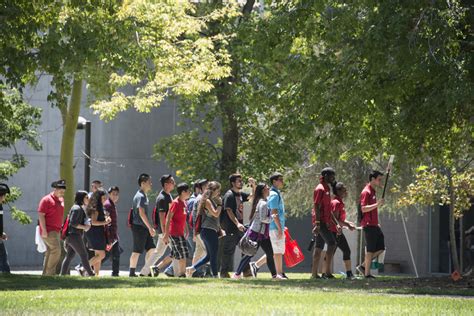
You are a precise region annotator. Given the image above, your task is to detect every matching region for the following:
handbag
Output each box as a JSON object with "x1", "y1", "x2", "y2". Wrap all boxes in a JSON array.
[
  {"x1": 284, "y1": 227, "x2": 305, "y2": 268},
  {"x1": 238, "y1": 228, "x2": 258, "y2": 256}
]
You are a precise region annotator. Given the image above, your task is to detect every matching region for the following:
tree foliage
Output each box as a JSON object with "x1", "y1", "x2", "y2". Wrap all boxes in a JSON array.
[{"x1": 0, "y1": 85, "x2": 41, "y2": 224}]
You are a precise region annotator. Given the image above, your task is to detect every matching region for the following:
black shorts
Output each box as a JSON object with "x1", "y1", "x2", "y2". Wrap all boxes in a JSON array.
[
  {"x1": 132, "y1": 225, "x2": 155, "y2": 254},
  {"x1": 169, "y1": 236, "x2": 189, "y2": 260},
  {"x1": 364, "y1": 226, "x2": 385, "y2": 253},
  {"x1": 315, "y1": 222, "x2": 337, "y2": 249}
]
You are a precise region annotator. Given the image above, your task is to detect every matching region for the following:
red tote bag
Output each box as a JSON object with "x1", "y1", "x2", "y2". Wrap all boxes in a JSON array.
[{"x1": 284, "y1": 227, "x2": 305, "y2": 268}]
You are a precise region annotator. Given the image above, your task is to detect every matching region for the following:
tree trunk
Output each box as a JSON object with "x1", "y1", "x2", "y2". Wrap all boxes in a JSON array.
[
  {"x1": 218, "y1": 87, "x2": 238, "y2": 183},
  {"x1": 447, "y1": 171, "x2": 460, "y2": 272},
  {"x1": 59, "y1": 79, "x2": 82, "y2": 216}
]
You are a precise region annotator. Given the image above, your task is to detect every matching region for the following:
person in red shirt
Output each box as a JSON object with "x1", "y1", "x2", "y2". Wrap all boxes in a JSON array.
[
  {"x1": 163, "y1": 183, "x2": 191, "y2": 277},
  {"x1": 311, "y1": 167, "x2": 337, "y2": 279},
  {"x1": 38, "y1": 180, "x2": 66, "y2": 276},
  {"x1": 329, "y1": 182, "x2": 356, "y2": 279},
  {"x1": 357, "y1": 170, "x2": 385, "y2": 278}
]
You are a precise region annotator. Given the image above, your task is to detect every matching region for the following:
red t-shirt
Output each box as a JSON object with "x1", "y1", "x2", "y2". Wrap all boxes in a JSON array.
[
  {"x1": 38, "y1": 193, "x2": 64, "y2": 233},
  {"x1": 360, "y1": 184, "x2": 378, "y2": 227},
  {"x1": 168, "y1": 198, "x2": 187, "y2": 237},
  {"x1": 329, "y1": 197, "x2": 346, "y2": 232},
  {"x1": 312, "y1": 181, "x2": 332, "y2": 225}
]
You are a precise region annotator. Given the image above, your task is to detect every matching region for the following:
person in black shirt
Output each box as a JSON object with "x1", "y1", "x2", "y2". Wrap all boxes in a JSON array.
[
  {"x1": 141, "y1": 174, "x2": 175, "y2": 276},
  {"x1": 0, "y1": 183, "x2": 11, "y2": 274},
  {"x1": 218, "y1": 174, "x2": 255, "y2": 278},
  {"x1": 60, "y1": 190, "x2": 94, "y2": 276}
]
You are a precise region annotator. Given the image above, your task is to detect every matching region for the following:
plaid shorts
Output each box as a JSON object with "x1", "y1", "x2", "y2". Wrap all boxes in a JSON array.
[{"x1": 169, "y1": 236, "x2": 189, "y2": 260}]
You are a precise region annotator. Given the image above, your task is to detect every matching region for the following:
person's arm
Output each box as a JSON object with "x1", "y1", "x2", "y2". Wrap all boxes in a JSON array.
[
  {"x1": 163, "y1": 206, "x2": 175, "y2": 244},
  {"x1": 159, "y1": 212, "x2": 166, "y2": 233},
  {"x1": 38, "y1": 213, "x2": 48, "y2": 238},
  {"x1": 312, "y1": 189, "x2": 322, "y2": 235},
  {"x1": 361, "y1": 201, "x2": 383, "y2": 213},
  {"x1": 205, "y1": 199, "x2": 222, "y2": 218},
  {"x1": 90, "y1": 211, "x2": 110, "y2": 226},
  {"x1": 138, "y1": 206, "x2": 155, "y2": 236},
  {"x1": 226, "y1": 208, "x2": 245, "y2": 231},
  {"x1": 260, "y1": 202, "x2": 271, "y2": 224},
  {"x1": 271, "y1": 209, "x2": 282, "y2": 237}
]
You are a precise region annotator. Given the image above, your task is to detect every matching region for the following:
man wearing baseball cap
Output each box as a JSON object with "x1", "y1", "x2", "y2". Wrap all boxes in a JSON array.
[
  {"x1": 0, "y1": 183, "x2": 11, "y2": 273},
  {"x1": 38, "y1": 180, "x2": 66, "y2": 275}
]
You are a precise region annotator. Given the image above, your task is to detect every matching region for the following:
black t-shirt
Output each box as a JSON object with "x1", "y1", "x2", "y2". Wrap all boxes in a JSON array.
[
  {"x1": 220, "y1": 189, "x2": 249, "y2": 234},
  {"x1": 154, "y1": 190, "x2": 173, "y2": 234}
]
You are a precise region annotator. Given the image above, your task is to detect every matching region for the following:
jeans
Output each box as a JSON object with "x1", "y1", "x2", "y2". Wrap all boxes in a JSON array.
[
  {"x1": 193, "y1": 228, "x2": 219, "y2": 276},
  {"x1": 0, "y1": 241, "x2": 10, "y2": 273}
]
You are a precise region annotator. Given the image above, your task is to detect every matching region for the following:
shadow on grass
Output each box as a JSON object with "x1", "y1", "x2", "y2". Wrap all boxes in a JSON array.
[{"x1": 1, "y1": 274, "x2": 473, "y2": 297}]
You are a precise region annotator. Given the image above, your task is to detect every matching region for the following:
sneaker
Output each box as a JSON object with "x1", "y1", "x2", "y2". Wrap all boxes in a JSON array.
[
  {"x1": 150, "y1": 266, "x2": 160, "y2": 277},
  {"x1": 220, "y1": 272, "x2": 230, "y2": 278},
  {"x1": 111, "y1": 273, "x2": 119, "y2": 277},
  {"x1": 75, "y1": 264, "x2": 85, "y2": 277},
  {"x1": 129, "y1": 274, "x2": 138, "y2": 277},
  {"x1": 321, "y1": 273, "x2": 335, "y2": 279},
  {"x1": 164, "y1": 266, "x2": 174, "y2": 277},
  {"x1": 250, "y1": 262, "x2": 259, "y2": 278},
  {"x1": 310, "y1": 274, "x2": 321, "y2": 279},
  {"x1": 273, "y1": 274, "x2": 286, "y2": 280},
  {"x1": 356, "y1": 264, "x2": 365, "y2": 275},
  {"x1": 346, "y1": 271, "x2": 355, "y2": 280},
  {"x1": 365, "y1": 274, "x2": 376, "y2": 279},
  {"x1": 139, "y1": 273, "x2": 151, "y2": 277},
  {"x1": 185, "y1": 267, "x2": 196, "y2": 278},
  {"x1": 231, "y1": 273, "x2": 242, "y2": 279},
  {"x1": 281, "y1": 273, "x2": 289, "y2": 280}
]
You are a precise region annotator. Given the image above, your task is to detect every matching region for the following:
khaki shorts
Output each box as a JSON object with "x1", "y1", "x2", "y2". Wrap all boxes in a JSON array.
[{"x1": 269, "y1": 230, "x2": 286, "y2": 254}]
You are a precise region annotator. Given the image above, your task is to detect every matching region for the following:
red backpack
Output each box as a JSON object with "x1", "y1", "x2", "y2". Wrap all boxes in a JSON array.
[
  {"x1": 152, "y1": 206, "x2": 158, "y2": 229},
  {"x1": 194, "y1": 212, "x2": 203, "y2": 235},
  {"x1": 60, "y1": 216, "x2": 70, "y2": 240}
]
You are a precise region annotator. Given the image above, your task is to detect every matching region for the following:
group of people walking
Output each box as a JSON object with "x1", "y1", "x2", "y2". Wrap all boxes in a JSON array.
[{"x1": 0, "y1": 167, "x2": 387, "y2": 280}]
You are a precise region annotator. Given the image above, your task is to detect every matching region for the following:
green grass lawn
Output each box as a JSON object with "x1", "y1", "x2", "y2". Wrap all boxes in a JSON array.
[{"x1": 1, "y1": 273, "x2": 473, "y2": 315}]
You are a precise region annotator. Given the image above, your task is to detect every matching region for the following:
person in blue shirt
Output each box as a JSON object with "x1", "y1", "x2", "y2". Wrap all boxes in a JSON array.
[{"x1": 268, "y1": 172, "x2": 287, "y2": 280}]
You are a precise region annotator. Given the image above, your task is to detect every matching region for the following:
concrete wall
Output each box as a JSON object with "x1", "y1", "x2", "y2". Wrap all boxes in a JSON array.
[{"x1": 1, "y1": 76, "x2": 433, "y2": 276}]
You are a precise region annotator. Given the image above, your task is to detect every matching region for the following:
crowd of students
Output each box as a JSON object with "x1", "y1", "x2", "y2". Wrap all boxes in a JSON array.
[{"x1": 0, "y1": 167, "x2": 387, "y2": 280}]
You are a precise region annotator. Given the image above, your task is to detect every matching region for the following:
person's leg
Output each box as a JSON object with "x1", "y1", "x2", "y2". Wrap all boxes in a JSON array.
[
  {"x1": 235, "y1": 255, "x2": 252, "y2": 276},
  {"x1": 42, "y1": 231, "x2": 61, "y2": 276},
  {"x1": 0, "y1": 242, "x2": 11, "y2": 273},
  {"x1": 188, "y1": 229, "x2": 212, "y2": 275},
  {"x1": 60, "y1": 239, "x2": 76, "y2": 275},
  {"x1": 111, "y1": 242, "x2": 121, "y2": 276},
  {"x1": 90, "y1": 250, "x2": 106, "y2": 276},
  {"x1": 71, "y1": 235, "x2": 95, "y2": 276},
  {"x1": 192, "y1": 234, "x2": 207, "y2": 265},
  {"x1": 141, "y1": 234, "x2": 166, "y2": 275},
  {"x1": 220, "y1": 234, "x2": 237, "y2": 276},
  {"x1": 260, "y1": 239, "x2": 276, "y2": 276},
  {"x1": 255, "y1": 254, "x2": 266, "y2": 268},
  {"x1": 129, "y1": 252, "x2": 140, "y2": 276},
  {"x1": 311, "y1": 234, "x2": 325, "y2": 278},
  {"x1": 337, "y1": 234, "x2": 353, "y2": 276},
  {"x1": 270, "y1": 230, "x2": 285, "y2": 276},
  {"x1": 208, "y1": 230, "x2": 220, "y2": 277},
  {"x1": 320, "y1": 224, "x2": 337, "y2": 276}
]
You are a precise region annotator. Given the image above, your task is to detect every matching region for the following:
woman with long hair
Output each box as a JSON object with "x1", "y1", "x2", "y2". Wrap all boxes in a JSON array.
[
  {"x1": 232, "y1": 183, "x2": 276, "y2": 279},
  {"x1": 85, "y1": 188, "x2": 111, "y2": 276},
  {"x1": 60, "y1": 190, "x2": 95, "y2": 276},
  {"x1": 186, "y1": 181, "x2": 223, "y2": 278}
]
